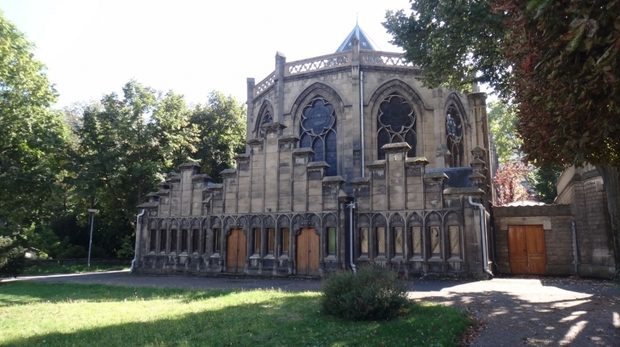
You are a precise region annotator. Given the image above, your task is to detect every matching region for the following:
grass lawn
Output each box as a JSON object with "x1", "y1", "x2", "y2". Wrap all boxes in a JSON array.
[
  {"x1": 22, "y1": 261, "x2": 129, "y2": 276},
  {"x1": 0, "y1": 282, "x2": 470, "y2": 346}
]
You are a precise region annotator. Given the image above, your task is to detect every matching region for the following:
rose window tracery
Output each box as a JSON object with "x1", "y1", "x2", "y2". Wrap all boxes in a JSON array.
[
  {"x1": 446, "y1": 104, "x2": 464, "y2": 167},
  {"x1": 377, "y1": 93, "x2": 416, "y2": 159},
  {"x1": 299, "y1": 96, "x2": 337, "y2": 176}
]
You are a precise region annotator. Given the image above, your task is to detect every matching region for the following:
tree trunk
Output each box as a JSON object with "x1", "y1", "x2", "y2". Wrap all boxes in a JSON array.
[{"x1": 598, "y1": 165, "x2": 620, "y2": 277}]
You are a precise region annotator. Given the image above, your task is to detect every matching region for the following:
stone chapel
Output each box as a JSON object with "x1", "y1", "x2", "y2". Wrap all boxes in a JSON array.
[{"x1": 133, "y1": 25, "x2": 495, "y2": 278}]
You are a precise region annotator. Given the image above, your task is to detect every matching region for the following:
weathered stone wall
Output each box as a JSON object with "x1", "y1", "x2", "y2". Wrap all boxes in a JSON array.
[
  {"x1": 556, "y1": 166, "x2": 616, "y2": 278},
  {"x1": 493, "y1": 205, "x2": 574, "y2": 276}
]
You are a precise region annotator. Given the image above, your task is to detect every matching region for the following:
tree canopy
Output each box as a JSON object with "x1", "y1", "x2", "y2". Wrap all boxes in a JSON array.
[
  {"x1": 385, "y1": 0, "x2": 620, "y2": 266},
  {"x1": 385, "y1": 0, "x2": 620, "y2": 170},
  {"x1": 0, "y1": 12, "x2": 69, "y2": 252}
]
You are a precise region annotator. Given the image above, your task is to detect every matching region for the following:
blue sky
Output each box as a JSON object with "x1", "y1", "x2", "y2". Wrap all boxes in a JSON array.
[{"x1": 1, "y1": 0, "x2": 411, "y2": 108}]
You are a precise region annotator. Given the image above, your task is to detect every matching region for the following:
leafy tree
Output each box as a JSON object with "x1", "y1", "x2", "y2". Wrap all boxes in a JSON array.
[
  {"x1": 385, "y1": 0, "x2": 620, "y2": 269},
  {"x1": 494, "y1": 161, "x2": 533, "y2": 205},
  {"x1": 71, "y1": 81, "x2": 164, "y2": 256},
  {"x1": 384, "y1": 0, "x2": 510, "y2": 94},
  {"x1": 191, "y1": 91, "x2": 246, "y2": 180},
  {"x1": 488, "y1": 100, "x2": 521, "y2": 164},
  {"x1": 0, "y1": 11, "x2": 70, "y2": 266}
]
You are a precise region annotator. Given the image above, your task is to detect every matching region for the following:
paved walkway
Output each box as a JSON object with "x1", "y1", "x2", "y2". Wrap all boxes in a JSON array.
[{"x1": 2, "y1": 271, "x2": 619, "y2": 346}]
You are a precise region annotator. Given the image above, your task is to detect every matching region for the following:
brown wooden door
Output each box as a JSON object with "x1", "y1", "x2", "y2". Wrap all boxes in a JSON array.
[
  {"x1": 508, "y1": 225, "x2": 546, "y2": 275},
  {"x1": 227, "y1": 229, "x2": 246, "y2": 273},
  {"x1": 296, "y1": 228, "x2": 319, "y2": 275}
]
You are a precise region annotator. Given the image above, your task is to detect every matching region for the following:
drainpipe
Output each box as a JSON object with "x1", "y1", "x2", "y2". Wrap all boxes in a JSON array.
[
  {"x1": 359, "y1": 71, "x2": 365, "y2": 178},
  {"x1": 468, "y1": 197, "x2": 493, "y2": 276},
  {"x1": 131, "y1": 209, "x2": 146, "y2": 272},
  {"x1": 347, "y1": 201, "x2": 357, "y2": 273},
  {"x1": 571, "y1": 220, "x2": 579, "y2": 275}
]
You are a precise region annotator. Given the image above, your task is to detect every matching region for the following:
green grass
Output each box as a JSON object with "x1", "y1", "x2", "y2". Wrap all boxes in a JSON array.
[
  {"x1": 21, "y1": 261, "x2": 129, "y2": 276},
  {"x1": 0, "y1": 282, "x2": 470, "y2": 346}
]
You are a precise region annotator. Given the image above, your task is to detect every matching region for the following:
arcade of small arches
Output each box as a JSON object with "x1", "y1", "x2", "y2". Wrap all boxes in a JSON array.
[{"x1": 143, "y1": 209, "x2": 465, "y2": 275}]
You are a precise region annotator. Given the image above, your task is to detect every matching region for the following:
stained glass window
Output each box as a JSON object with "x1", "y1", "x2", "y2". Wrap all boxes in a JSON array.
[
  {"x1": 170, "y1": 229, "x2": 177, "y2": 253},
  {"x1": 267, "y1": 228, "x2": 275, "y2": 255},
  {"x1": 376, "y1": 226, "x2": 386, "y2": 255},
  {"x1": 212, "y1": 228, "x2": 220, "y2": 253},
  {"x1": 394, "y1": 227, "x2": 404, "y2": 255},
  {"x1": 181, "y1": 229, "x2": 188, "y2": 252},
  {"x1": 359, "y1": 227, "x2": 369, "y2": 255},
  {"x1": 446, "y1": 105, "x2": 464, "y2": 167},
  {"x1": 299, "y1": 97, "x2": 337, "y2": 176},
  {"x1": 150, "y1": 229, "x2": 157, "y2": 252},
  {"x1": 280, "y1": 228, "x2": 289, "y2": 256},
  {"x1": 377, "y1": 93, "x2": 416, "y2": 159},
  {"x1": 160, "y1": 229, "x2": 167, "y2": 252},
  {"x1": 191, "y1": 229, "x2": 199, "y2": 253},
  {"x1": 328, "y1": 227, "x2": 337, "y2": 255}
]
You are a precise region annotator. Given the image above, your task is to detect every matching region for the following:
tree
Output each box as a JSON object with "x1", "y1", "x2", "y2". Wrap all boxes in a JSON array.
[
  {"x1": 0, "y1": 12, "x2": 70, "y2": 269},
  {"x1": 385, "y1": 0, "x2": 620, "y2": 270},
  {"x1": 384, "y1": 1, "x2": 510, "y2": 94},
  {"x1": 494, "y1": 161, "x2": 533, "y2": 206},
  {"x1": 488, "y1": 100, "x2": 521, "y2": 164},
  {"x1": 191, "y1": 92, "x2": 246, "y2": 180}
]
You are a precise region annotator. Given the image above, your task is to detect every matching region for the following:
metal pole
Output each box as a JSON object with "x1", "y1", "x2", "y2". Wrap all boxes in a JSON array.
[
  {"x1": 87, "y1": 208, "x2": 98, "y2": 268},
  {"x1": 88, "y1": 212, "x2": 94, "y2": 268},
  {"x1": 347, "y1": 201, "x2": 357, "y2": 273}
]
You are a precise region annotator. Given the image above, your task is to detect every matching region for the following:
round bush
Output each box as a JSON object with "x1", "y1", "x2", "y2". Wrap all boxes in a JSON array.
[{"x1": 321, "y1": 264, "x2": 408, "y2": 320}]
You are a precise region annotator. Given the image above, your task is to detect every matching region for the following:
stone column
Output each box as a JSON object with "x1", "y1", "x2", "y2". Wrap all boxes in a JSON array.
[{"x1": 275, "y1": 53, "x2": 286, "y2": 124}]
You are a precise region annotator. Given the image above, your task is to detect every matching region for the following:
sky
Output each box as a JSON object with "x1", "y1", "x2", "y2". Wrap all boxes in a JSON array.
[{"x1": 0, "y1": 0, "x2": 413, "y2": 108}]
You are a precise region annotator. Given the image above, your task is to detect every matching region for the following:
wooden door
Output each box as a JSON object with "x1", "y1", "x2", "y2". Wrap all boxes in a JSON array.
[
  {"x1": 227, "y1": 229, "x2": 246, "y2": 273},
  {"x1": 508, "y1": 225, "x2": 546, "y2": 275},
  {"x1": 296, "y1": 228, "x2": 319, "y2": 275}
]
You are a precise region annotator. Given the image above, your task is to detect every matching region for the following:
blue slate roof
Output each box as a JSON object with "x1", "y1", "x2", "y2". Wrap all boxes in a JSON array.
[
  {"x1": 336, "y1": 24, "x2": 377, "y2": 52},
  {"x1": 426, "y1": 167, "x2": 474, "y2": 188}
]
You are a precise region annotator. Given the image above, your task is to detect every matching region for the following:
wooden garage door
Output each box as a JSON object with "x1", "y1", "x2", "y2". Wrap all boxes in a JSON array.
[
  {"x1": 296, "y1": 228, "x2": 319, "y2": 276},
  {"x1": 227, "y1": 229, "x2": 246, "y2": 273},
  {"x1": 508, "y1": 225, "x2": 546, "y2": 275}
]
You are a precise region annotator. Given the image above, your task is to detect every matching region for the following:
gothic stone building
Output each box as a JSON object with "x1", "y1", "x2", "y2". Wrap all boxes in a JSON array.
[{"x1": 133, "y1": 26, "x2": 494, "y2": 278}]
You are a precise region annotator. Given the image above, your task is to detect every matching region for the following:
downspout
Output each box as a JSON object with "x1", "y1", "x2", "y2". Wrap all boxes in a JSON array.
[
  {"x1": 347, "y1": 201, "x2": 357, "y2": 273},
  {"x1": 468, "y1": 197, "x2": 493, "y2": 276},
  {"x1": 359, "y1": 71, "x2": 365, "y2": 178},
  {"x1": 571, "y1": 220, "x2": 579, "y2": 275},
  {"x1": 131, "y1": 209, "x2": 146, "y2": 272}
]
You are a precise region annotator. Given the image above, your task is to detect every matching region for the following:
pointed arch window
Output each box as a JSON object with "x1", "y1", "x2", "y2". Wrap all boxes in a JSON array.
[
  {"x1": 377, "y1": 93, "x2": 416, "y2": 159},
  {"x1": 255, "y1": 106, "x2": 273, "y2": 138},
  {"x1": 446, "y1": 104, "x2": 464, "y2": 167},
  {"x1": 299, "y1": 96, "x2": 337, "y2": 176}
]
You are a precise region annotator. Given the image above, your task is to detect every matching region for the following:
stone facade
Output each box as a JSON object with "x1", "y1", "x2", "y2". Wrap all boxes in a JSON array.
[{"x1": 133, "y1": 27, "x2": 494, "y2": 278}]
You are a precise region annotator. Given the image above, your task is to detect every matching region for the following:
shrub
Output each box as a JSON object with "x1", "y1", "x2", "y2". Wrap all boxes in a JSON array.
[
  {"x1": 0, "y1": 236, "x2": 26, "y2": 277},
  {"x1": 321, "y1": 264, "x2": 408, "y2": 321}
]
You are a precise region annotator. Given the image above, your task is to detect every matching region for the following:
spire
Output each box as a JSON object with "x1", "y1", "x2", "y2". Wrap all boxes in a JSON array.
[{"x1": 335, "y1": 23, "x2": 377, "y2": 52}]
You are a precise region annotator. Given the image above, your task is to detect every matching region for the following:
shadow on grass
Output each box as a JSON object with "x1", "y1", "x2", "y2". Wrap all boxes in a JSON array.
[
  {"x1": 0, "y1": 282, "x2": 230, "y2": 306},
  {"x1": 2, "y1": 291, "x2": 468, "y2": 347}
]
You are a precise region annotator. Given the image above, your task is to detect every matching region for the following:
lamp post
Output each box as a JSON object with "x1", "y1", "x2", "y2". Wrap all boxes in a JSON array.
[{"x1": 87, "y1": 208, "x2": 99, "y2": 268}]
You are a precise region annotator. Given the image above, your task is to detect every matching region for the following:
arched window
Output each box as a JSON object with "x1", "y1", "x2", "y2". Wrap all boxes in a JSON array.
[
  {"x1": 446, "y1": 104, "x2": 464, "y2": 167},
  {"x1": 255, "y1": 106, "x2": 273, "y2": 138},
  {"x1": 299, "y1": 96, "x2": 337, "y2": 176},
  {"x1": 377, "y1": 93, "x2": 416, "y2": 159}
]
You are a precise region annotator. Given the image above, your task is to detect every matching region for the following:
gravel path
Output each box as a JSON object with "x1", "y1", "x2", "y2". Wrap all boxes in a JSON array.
[{"x1": 2, "y1": 271, "x2": 619, "y2": 346}]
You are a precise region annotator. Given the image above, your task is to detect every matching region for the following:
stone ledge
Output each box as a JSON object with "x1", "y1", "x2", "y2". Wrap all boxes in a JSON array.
[
  {"x1": 406, "y1": 156, "x2": 429, "y2": 165},
  {"x1": 381, "y1": 142, "x2": 411, "y2": 152},
  {"x1": 307, "y1": 161, "x2": 329, "y2": 169},
  {"x1": 323, "y1": 175, "x2": 344, "y2": 184},
  {"x1": 292, "y1": 148, "x2": 314, "y2": 156}
]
